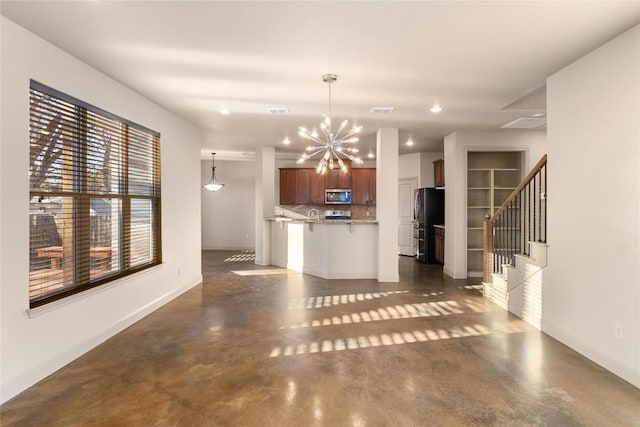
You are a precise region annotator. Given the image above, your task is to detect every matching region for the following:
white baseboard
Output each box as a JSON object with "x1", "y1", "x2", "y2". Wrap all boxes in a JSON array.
[
  {"x1": 377, "y1": 274, "x2": 400, "y2": 282},
  {"x1": 542, "y1": 319, "x2": 640, "y2": 389},
  {"x1": 1, "y1": 275, "x2": 202, "y2": 404},
  {"x1": 302, "y1": 267, "x2": 377, "y2": 280},
  {"x1": 202, "y1": 246, "x2": 254, "y2": 251}
]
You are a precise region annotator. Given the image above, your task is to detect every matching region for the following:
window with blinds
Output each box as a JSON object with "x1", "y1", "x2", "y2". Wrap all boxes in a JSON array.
[{"x1": 29, "y1": 80, "x2": 161, "y2": 308}]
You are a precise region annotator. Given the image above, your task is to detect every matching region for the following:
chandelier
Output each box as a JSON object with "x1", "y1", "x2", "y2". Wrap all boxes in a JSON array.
[
  {"x1": 296, "y1": 74, "x2": 363, "y2": 174},
  {"x1": 204, "y1": 152, "x2": 224, "y2": 192}
]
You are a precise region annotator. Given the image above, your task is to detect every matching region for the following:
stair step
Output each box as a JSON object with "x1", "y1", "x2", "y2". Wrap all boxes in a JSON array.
[{"x1": 482, "y1": 280, "x2": 508, "y2": 310}]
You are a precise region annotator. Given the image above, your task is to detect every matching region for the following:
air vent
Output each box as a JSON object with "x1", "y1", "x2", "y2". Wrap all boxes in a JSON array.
[
  {"x1": 370, "y1": 106, "x2": 394, "y2": 114},
  {"x1": 267, "y1": 107, "x2": 290, "y2": 114},
  {"x1": 501, "y1": 117, "x2": 547, "y2": 129}
]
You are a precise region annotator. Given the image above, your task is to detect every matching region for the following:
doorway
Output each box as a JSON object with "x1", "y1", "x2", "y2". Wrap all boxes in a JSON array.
[{"x1": 398, "y1": 177, "x2": 418, "y2": 256}]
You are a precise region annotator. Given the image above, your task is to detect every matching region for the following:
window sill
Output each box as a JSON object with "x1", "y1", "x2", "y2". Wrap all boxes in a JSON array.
[{"x1": 26, "y1": 263, "x2": 165, "y2": 318}]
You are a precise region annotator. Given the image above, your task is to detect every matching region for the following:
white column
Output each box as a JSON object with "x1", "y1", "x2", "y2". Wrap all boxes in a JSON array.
[
  {"x1": 376, "y1": 128, "x2": 399, "y2": 282},
  {"x1": 254, "y1": 146, "x2": 275, "y2": 266}
]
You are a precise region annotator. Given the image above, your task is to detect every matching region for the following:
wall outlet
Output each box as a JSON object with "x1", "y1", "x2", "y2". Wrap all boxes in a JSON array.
[{"x1": 614, "y1": 323, "x2": 623, "y2": 340}]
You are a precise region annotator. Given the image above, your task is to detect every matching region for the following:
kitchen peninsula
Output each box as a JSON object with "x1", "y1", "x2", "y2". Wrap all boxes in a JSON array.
[{"x1": 270, "y1": 209, "x2": 378, "y2": 279}]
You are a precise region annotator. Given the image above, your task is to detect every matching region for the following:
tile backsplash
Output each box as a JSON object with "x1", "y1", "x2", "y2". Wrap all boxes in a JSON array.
[{"x1": 280, "y1": 204, "x2": 376, "y2": 220}]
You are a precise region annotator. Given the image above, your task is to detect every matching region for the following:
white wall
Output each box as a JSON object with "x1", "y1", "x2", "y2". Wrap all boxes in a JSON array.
[
  {"x1": 398, "y1": 153, "x2": 421, "y2": 182},
  {"x1": 420, "y1": 152, "x2": 445, "y2": 188},
  {"x1": 201, "y1": 159, "x2": 255, "y2": 250},
  {"x1": 443, "y1": 130, "x2": 547, "y2": 279},
  {"x1": 546, "y1": 25, "x2": 639, "y2": 387},
  {"x1": 398, "y1": 152, "x2": 444, "y2": 188},
  {"x1": 0, "y1": 18, "x2": 203, "y2": 403},
  {"x1": 376, "y1": 128, "x2": 399, "y2": 282}
]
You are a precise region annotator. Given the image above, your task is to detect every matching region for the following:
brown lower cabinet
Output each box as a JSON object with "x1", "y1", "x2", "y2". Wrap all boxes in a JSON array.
[{"x1": 434, "y1": 227, "x2": 445, "y2": 264}]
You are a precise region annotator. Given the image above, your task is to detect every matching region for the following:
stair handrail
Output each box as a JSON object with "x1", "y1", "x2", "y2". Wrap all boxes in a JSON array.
[
  {"x1": 489, "y1": 154, "x2": 547, "y2": 224},
  {"x1": 483, "y1": 154, "x2": 547, "y2": 282}
]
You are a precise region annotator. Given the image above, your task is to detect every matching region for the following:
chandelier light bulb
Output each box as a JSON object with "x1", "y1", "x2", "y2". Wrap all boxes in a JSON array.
[{"x1": 329, "y1": 158, "x2": 334, "y2": 169}]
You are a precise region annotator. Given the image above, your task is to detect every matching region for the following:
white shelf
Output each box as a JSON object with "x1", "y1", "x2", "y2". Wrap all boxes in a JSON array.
[{"x1": 467, "y1": 152, "x2": 522, "y2": 279}]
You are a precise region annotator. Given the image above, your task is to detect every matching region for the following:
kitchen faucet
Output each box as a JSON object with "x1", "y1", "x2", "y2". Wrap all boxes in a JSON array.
[{"x1": 307, "y1": 208, "x2": 320, "y2": 221}]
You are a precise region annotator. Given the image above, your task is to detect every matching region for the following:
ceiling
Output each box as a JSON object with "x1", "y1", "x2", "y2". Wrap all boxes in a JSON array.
[{"x1": 2, "y1": 1, "x2": 639, "y2": 160}]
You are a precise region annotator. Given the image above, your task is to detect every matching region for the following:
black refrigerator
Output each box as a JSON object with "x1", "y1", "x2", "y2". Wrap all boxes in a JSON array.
[{"x1": 413, "y1": 188, "x2": 445, "y2": 264}]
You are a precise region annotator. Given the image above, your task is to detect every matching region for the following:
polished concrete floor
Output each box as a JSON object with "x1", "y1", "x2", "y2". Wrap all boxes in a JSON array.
[{"x1": 2, "y1": 250, "x2": 639, "y2": 426}]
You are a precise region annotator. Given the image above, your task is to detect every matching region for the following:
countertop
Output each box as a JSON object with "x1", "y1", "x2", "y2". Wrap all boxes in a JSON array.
[{"x1": 269, "y1": 217, "x2": 378, "y2": 224}]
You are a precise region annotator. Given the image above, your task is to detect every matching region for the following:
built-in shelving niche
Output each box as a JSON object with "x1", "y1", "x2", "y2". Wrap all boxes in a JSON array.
[{"x1": 467, "y1": 151, "x2": 523, "y2": 277}]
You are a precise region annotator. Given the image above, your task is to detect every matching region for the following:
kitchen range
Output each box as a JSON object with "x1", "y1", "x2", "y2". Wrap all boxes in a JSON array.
[{"x1": 324, "y1": 209, "x2": 351, "y2": 220}]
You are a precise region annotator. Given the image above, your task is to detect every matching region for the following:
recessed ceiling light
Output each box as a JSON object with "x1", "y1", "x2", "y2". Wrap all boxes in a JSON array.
[
  {"x1": 219, "y1": 108, "x2": 231, "y2": 115},
  {"x1": 430, "y1": 104, "x2": 442, "y2": 113},
  {"x1": 367, "y1": 151, "x2": 375, "y2": 159},
  {"x1": 283, "y1": 138, "x2": 291, "y2": 145},
  {"x1": 406, "y1": 139, "x2": 415, "y2": 147},
  {"x1": 370, "y1": 107, "x2": 394, "y2": 114},
  {"x1": 268, "y1": 107, "x2": 290, "y2": 114}
]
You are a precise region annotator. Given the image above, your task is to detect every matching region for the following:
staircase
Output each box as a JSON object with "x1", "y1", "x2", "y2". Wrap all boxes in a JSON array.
[{"x1": 482, "y1": 155, "x2": 547, "y2": 329}]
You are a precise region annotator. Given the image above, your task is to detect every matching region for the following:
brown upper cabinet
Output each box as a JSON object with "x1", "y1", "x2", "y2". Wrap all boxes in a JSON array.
[
  {"x1": 280, "y1": 162, "x2": 375, "y2": 206},
  {"x1": 351, "y1": 168, "x2": 376, "y2": 205},
  {"x1": 280, "y1": 168, "x2": 325, "y2": 205},
  {"x1": 294, "y1": 169, "x2": 311, "y2": 204},
  {"x1": 309, "y1": 171, "x2": 325, "y2": 205},
  {"x1": 324, "y1": 159, "x2": 352, "y2": 189},
  {"x1": 434, "y1": 159, "x2": 445, "y2": 188},
  {"x1": 279, "y1": 169, "x2": 296, "y2": 205}
]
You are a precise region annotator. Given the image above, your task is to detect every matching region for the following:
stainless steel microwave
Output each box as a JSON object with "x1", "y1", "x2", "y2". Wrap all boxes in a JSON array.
[{"x1": 325, "y1": 189, "x2": 352, "y2": 205}]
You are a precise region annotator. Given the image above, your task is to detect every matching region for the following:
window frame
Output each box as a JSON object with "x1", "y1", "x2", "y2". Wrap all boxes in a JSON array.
[{"x1": 29, "y1": 80, "x2": 162, "y2": 308}]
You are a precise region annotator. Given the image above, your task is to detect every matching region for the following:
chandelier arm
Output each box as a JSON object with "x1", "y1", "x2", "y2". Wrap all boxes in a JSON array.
[
  {"x1": 305, "y1": 149, "x2": 326, "y2": 159},
  {"x1": 340, "y1": 152, "x2": 362, "y2": 163},
  {"x1": 333, "y1": 120, "x2": 349, "y2": 141},
  {"x1": 306, "y1": 135, "x2": 328, "y2": 145}
]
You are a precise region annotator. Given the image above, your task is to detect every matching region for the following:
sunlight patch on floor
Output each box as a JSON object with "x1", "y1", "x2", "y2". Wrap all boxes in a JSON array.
[
  {"x1": 269, "y1": 324, "x2": 492, "y2": 357},
  {"x1": 232, "y1": 269, "x2": 290, "y2": 276},
  {"x1": 282, "y1": 300, "x2": 471, "y2": 329},
  {"x1": 287, "y1": 290, "x2": 410, "y2": 310},
  {"x1": 224, "y1": 250, "x2": 255, "y2": 262}
]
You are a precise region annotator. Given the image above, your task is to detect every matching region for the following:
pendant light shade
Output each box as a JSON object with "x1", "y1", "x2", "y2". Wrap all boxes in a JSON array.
[{"x1": 204, "y1": 152, "x2": 224, "y2": 192}]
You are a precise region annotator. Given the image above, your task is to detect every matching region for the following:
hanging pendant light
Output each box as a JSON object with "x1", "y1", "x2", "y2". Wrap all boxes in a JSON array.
[
  {"x1": 204, "y1": 152, "x2": 225, "y2": 192},
  {"x1": 296, "y1": 74, "x2": 363, "y2": 174}
]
